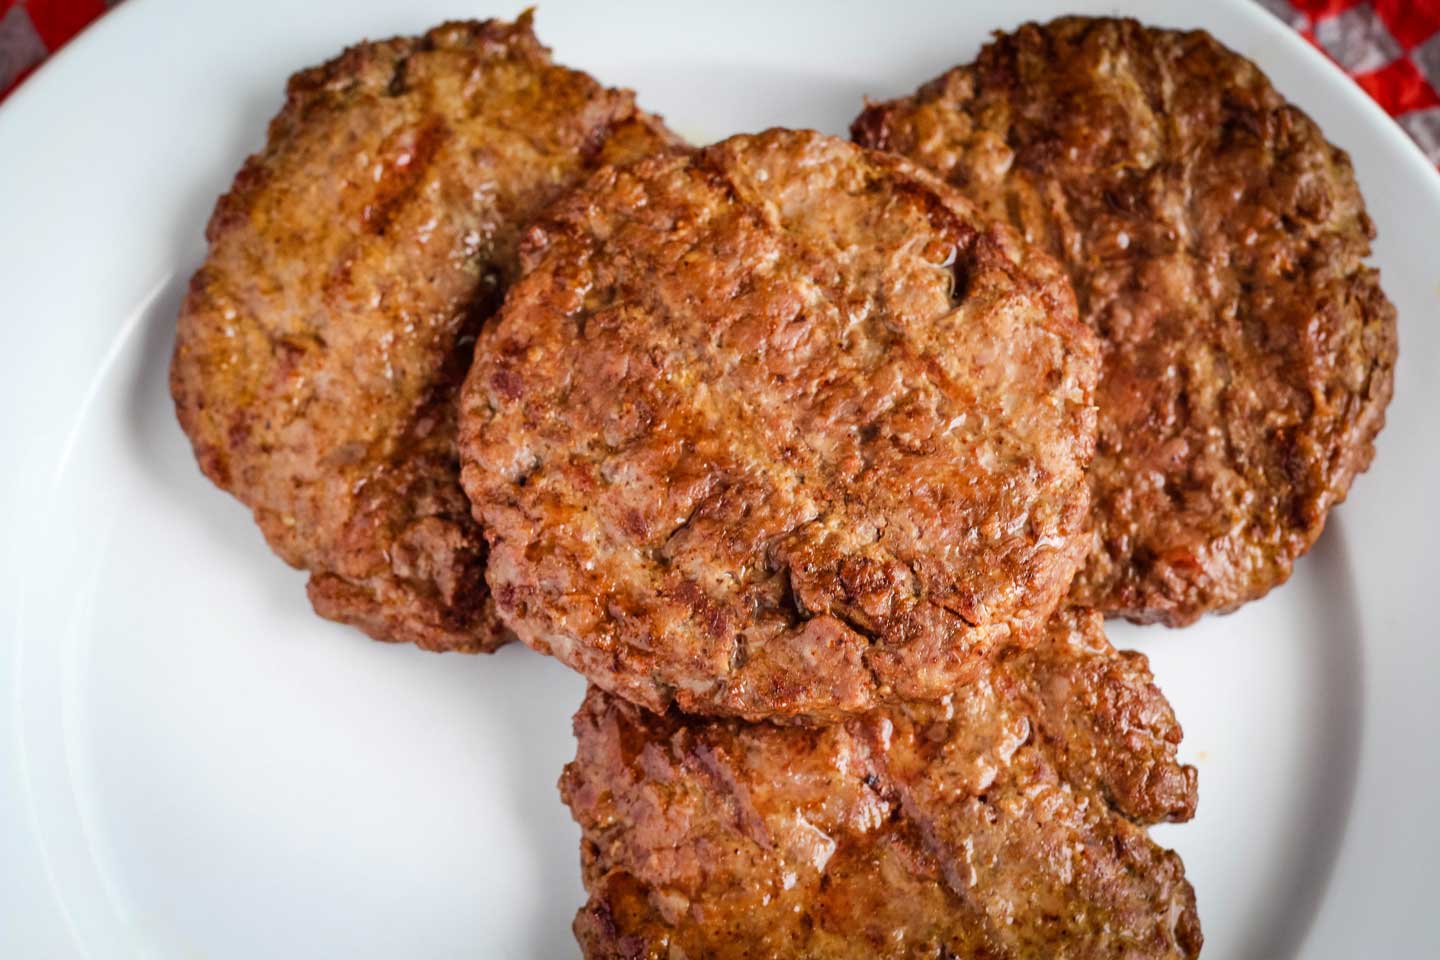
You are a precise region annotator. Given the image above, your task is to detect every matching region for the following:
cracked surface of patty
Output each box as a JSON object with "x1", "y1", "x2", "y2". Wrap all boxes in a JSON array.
[
  {"x1": 459, "y1": 129, "x2": 1099, "y2": 719},
  {"x1": 171, "y1": 15, "x2": 678, "y2": 651},
  {"x1": 562, "y1": 608, "x2": 1201, "y2": 959},
  {"x1": 853, "y1": 17, "x2": 1397, "y2": 626}
]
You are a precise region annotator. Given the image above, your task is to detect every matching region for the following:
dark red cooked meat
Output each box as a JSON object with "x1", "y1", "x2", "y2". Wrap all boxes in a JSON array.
[
  {"x1": 562, "y1": 607, "x2": 1201, "y2": 959},
  {"x1": 171, "y1": 14, "x2": 679, "y2": 651},
  {"x1": 853, "y1": 16, "x2": 1397, "y2": 626},
  {"x1": 459, "y1": 128, "x2": 1100, "y2": 719}
]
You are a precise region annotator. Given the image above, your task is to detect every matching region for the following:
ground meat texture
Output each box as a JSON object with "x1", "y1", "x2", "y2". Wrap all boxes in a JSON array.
[
  {"x1": 459, "y1": 129, "x2": 1099, "y2": 720},
  {"x1": 562, "y1": 608, "x2": 1201, "y2": 959},
  {"x1": 170, "y1": 15, "x2": 679, "y2": 651},
  {"x1": 853, "y1": 17, "x2": 1397, "y2": 626}
]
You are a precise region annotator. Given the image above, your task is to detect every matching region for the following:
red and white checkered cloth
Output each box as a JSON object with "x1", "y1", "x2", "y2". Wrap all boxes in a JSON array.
[
  {"x1": 3, "y1": 0, "x2": 1440, "y2": 169},
  {"x1": 1261, "y1": 0, "x2": 1440, "y2": 164},
  {"x1": 0, "y1": 0, "x2": 118, "y2": 96}
]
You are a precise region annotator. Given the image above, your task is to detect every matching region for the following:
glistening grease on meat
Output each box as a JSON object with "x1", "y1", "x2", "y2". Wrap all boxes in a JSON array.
[
  {"x1": 854, "y1": 17, "x2": 1397, "y2": 626},
  {"x1": 172, "y1": 15, "x2": 679, "y2": 650},
  {"x1": 563, "y1": 608, "x2": 1201, "y2": 959},
  {"x1": 459, "y1": 129, "x2": 1100, "y2": 720}
]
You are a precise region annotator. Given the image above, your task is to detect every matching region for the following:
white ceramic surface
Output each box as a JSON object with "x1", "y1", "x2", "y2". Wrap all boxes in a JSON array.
[{"x1": 2, "y1": 1, "x2": 1437, "y2": 957}]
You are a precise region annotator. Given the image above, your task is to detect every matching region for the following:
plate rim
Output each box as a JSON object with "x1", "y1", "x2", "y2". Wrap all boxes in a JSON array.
[{"x1": 3, "y1": 1, "x2": 1439, "y2": 957}]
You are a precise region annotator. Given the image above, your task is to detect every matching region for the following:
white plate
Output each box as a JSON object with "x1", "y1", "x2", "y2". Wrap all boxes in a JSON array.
[{"x1": 2, "y1": 0, "x2": 1437, "y2": 956}]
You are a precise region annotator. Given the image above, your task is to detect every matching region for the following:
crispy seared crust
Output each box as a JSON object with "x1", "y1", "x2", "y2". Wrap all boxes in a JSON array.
[
  {"x1": 853, "y1": 17, "x2": 1398, "y2": 626},
  {"x1": 171, "y1": 15, "x2": 679, "y2": 651},
  {"x1": 562, "y1": 608, "x2": 1201, "y2": 958},
  {"x1": 459, "y1": 129, "x2": 1099, "y2": 719}
]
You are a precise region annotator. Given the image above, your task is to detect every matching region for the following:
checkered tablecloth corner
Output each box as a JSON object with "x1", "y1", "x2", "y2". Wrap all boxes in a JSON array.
[
  {"x1": 3, "y1": 0, "x2": 1440, "y2": 170},
  {"x1": 0, "y1": 0, "x2": 119, "y2": 95},
  {"x1": 1259, "y1": 0, "x2": 1440, "y2": 165}
]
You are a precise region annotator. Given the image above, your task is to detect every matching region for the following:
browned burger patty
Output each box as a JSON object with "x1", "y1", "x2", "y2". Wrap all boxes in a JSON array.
[
  {"x1": 171, "y1": 15, "x2": 678, "y2": 651},
  {"x1": 853, "y1": 17, "x2": 1397, "y2": 626},
  {"x1": 563, "y1": 608, "x2": 1201, "y2": 959},
  {"x1": 458, "y1": 129, "x2": 1099, "y2": 719}
]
